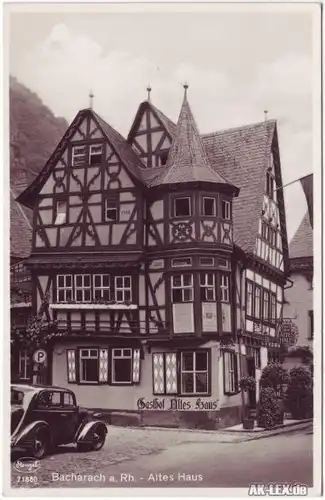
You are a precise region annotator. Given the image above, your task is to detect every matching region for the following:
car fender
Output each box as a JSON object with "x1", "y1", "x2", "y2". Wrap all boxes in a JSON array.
[
  {"x1": 13, "y1": 421, "x2": 51, "y2": 447},
  {"x1": 75, "y1": 421, "x2": 107, "y2": 443}
]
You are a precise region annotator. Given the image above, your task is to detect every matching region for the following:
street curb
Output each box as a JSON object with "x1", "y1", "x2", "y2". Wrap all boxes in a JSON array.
[
  {"x1": 220, "y1": 421, "x2": 313, "y2": 443},
  {"x1": 219, "y1": 418, "x2": 313, "y2": 434}
]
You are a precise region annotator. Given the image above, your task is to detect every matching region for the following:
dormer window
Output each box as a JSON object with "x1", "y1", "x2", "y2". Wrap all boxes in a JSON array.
[
  {"x1": 54, "y1": 201, "x2": 67, "y2": 225},
  {"x1": 222, "y1": 200, "x2": 231, "y2": 220},
  {"x1": 157, "y1": 150, "x2": 169, "y2": 167},
  {"x1": 89, "y1": 144, "x2": 103, "y2": 165},
  {"x1": 105, "y1": 199, "x2": 118, "y2": 221},
  {"x1": 266, "y1": 171, "x2": 275, "y2": 200},
  {"x1": 174, "y1": 197, "x2": 191, "y2": 217},
  {"x1": 202, "y1": 197, "x2": 216, "y2": 216},
  {"x1": 72, "y1": 145, "x2": 87, "y2": 167}
]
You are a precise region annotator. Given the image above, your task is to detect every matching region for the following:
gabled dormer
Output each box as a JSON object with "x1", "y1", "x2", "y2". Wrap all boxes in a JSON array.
[
  {"x1": 127, "y1": 92, "x2": 176, "y2": 168},
  {"x1": 17, "y1": 108, "x2": 146, "y2": 253}
]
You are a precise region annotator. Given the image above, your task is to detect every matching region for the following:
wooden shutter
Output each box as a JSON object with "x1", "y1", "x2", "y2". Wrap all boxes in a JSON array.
[
  {"x1": 223, "y1": 351, "x2": 230, "y2": 394},
  {"x1": 152, "y1": 353, "x2": 165, "y2": 394},
  {"x1": 98, "y1": 348, "x2": 109, "y2": 383},
  {"x1": 132, "y1": 348, "x2": 141, "y2": 384},
  {"x1": 165, "y1": 352, "x2": 178, "y2": 394},
  {"x1": 67, "y1": 349, "x2": 76, "y2": 383}
]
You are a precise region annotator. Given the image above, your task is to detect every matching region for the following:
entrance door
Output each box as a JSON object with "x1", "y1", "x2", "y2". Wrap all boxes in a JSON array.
[{"x1": 247, "y1": 357, "x2": 256, "y2": 408}]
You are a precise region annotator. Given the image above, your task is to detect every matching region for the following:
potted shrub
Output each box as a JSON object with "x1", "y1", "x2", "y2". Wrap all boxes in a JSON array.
[
  {"x1": 239, "y1": 376, "x2": 256, "y2": 429},
  {"x1": 259, "y1": 362, "x2": 289, "y2": 426},
  {"x1": 257, "y1": 387, "x2": 280, "y2": 429},
  {"x1": 286, "y1": 367, "x2": 313, "y2": 419}
]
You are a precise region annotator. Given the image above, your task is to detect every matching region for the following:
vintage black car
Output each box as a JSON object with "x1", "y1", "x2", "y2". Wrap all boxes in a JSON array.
[{"x1": 11, "y1": 384, "x2": 107, "y2": 458}]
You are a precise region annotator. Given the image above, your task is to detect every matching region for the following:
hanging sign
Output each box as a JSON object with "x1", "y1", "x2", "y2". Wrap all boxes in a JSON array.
[{"x1": 277, "y1": 319, "x2": 299, "y2": 347}]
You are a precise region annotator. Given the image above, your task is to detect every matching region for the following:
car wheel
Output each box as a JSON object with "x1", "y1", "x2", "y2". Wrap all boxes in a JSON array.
[
  {"x1": 91, "y1": 429, "x2": 106, "y2": 451},
  {"x1": 32, "y1": 431, "x2": 48, "y2": 459}
]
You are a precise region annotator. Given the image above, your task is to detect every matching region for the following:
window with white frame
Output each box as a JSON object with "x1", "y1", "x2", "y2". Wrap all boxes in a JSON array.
[
  {"x1": 19, "y1": 350, "x2": 29, "y2": 380},
  {"x1": 202, "y1": 197, "x2": 216, "y2": 216},
  {"x1": 223, "y1": 351, "x2": 238, "y2": 394},
  {"x1": 75, "y1": 274, "x2": 91, "y2": 302},
  {"x1": 180, "y1": 351, "x2": 209, "y2": 395},
  {"x1": 115, "y1": 276, "x2": 132, "y2": 303},
  {"x1": 222, "y1": 200, "x2": 231, "y2": 220},
  {"x1": 79, "y1": 349, "x2": 99, "y2": 383},
  {"x1": 271, "y1": 293, "x2": 276, "y2": 322},
  {"x1": 57, "y1": 275, "x2": 73, "y2": 303},
  {"x1": 93, "y1": 274, "x2": 110, "y2": 300},
  {"x1": 72, "y1": 145, "x2": 87, "y2": 167},
  {"x1": 220, "y1": 273, "x2": 229, "y2": 302},
  {"x1": 263, "y1": 290, "x2": 270, "y2": 321},
  {"x1": 105, "y1": 199, "x2": 118, "y2": 221},
  {"x1": 200, "y1": 273, "x2": 216, "y2": 302},
  {"x1": 171, "y1": 274, "x2": 193, "y2": 303},
  {"x1": 246, "y1": 281, "x2": 253, "y2": 317},
  {"x1": 254, "y1": 286, "x2": 261, "y2": 319},
  {"x1": 111, "y1": 348, "x2": 133, "y2": 384},
  {"x1": 174, "y1": 197, "x2": 191, "y2": 217},
  {"x1": 89, "y1": 144, "x2": 103, "y2": 165},
  {"x1": 54, "y1": 201, "x2": 67, "y2": 225}
]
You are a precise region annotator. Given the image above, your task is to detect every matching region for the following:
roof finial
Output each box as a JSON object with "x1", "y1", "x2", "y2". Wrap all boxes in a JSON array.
[
  {"x1": 147, "y1": 85, "x2": 152, "y2": 102},
  {"x1": 89, "y1": 90, "x2": 94, "y2": 109},
  {"x1": 264, "y1": 109, "x2": 268, "y2": 122},
  {"x1": 183, "y1": 82, "x2": 189, "y2": 99}
]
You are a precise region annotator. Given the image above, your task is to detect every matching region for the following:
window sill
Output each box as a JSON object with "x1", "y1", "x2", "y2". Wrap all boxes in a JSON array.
[{"x1": 50, "y1": 303, "x2": 138, "y2": 310}]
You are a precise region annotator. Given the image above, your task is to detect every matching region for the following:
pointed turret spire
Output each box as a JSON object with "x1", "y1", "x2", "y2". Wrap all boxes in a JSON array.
[{"x1": 152, "y1": 85, "x2": 232, "y2": 187}]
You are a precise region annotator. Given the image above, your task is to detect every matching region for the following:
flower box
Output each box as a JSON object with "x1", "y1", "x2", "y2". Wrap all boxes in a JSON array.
[
  {"x1": 49, "y1": 303, "x2": 138, "y2": 310},
  {"x1": 10, "y1": 302, "x2": 32, "y2": 308}
]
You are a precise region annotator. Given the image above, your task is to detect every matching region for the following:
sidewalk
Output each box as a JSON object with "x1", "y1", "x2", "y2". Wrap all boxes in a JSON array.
[{"x1": 113, "y1": 418, "x2": 313, "y2": 444}]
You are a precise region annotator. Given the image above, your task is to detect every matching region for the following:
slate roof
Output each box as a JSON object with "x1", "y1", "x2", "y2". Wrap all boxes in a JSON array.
[
  {"x1": 289, "y1": 211, "x2": 313, "y2": 259},
  {"x1": 150, "y1": 92, "x2": 237, "y2": 190},
  {"x1": 10, "y1": 188, "x2": 32, "y2": 259},
  {"x1": 202, "y1": 120, "x2": 276, "y2": 252},
  {"x1": 92, "y1": 111, "x2": 145, "y2": 182}
]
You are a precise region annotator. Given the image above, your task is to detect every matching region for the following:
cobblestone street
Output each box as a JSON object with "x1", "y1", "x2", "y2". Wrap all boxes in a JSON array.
[{"x1": 10, "y1": 423, "x2": 313, "y2": 489}]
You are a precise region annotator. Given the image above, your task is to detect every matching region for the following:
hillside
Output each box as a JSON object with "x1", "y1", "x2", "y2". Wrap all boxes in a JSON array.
[
  {"x1": 10, "y1": 77, "x2": 68, "y2": 259},
  {"x1": 10, "y1": 76, "x2": 68, "y2": 189}
]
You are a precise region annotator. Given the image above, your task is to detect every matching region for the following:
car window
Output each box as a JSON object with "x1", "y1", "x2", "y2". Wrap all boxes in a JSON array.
[
  {"x1": 63, "y1": 393, "x2": 75, "y2": 407},
  {"x1": 11, "y1": 389, "x2": 24, "y2": 405},
  {"x1": 37, "y1": 391, "x2": 62, "y2": 408}
]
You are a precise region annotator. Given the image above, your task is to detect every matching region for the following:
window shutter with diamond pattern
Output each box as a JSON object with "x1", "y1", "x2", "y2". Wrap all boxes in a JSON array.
[
  {"x1": 152, "y1": 353, "x2": 165, "y2": 394},
  {"x1": 132, "y1": 348, "x2": 141, "y2": 384},
  {"x1": 164, "y1": 352, "x2": 178, "y2": 394},
  {"x1": 67, "y1": 349, "x2": 76, "y2": 383},
  {"x1": 98, "y1": 348, "x2": 109, "y2": 383}
]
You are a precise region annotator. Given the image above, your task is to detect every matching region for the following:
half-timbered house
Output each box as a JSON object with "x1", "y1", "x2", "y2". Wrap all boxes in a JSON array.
[{"x1": 16, "y1": 87, "x2": 289, "y2": 428}]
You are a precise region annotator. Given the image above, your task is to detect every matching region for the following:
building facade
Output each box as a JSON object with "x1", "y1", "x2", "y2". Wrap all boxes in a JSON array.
[
  {"x1": 283, "y1": 208, "x2": 313, "y2": 370},
  {"x1": 15, "y1": 89, "x2": 289, "y2": 428}
]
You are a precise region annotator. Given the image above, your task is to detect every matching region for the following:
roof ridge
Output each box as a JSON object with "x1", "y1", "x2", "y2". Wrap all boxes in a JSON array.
[{"x1": 202, "y1": 119, "x2": 277, "y2": 138}]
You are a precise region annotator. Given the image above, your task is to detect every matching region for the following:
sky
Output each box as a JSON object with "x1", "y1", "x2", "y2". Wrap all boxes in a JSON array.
[{"x1": 8, "y1": 5, "x2": 318, "y2": 242}]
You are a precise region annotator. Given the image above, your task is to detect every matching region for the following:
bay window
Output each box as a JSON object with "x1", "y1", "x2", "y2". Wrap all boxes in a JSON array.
[
  {"x1": 220, "y1": 273, "x2": 230, "y2": 302},
  {"x1": 172, "y1": 274, "x2": 193, "y2": 303},
  {"x1": 200, "y1": 273, "x2": 216, "y2": 301},
  {"x1": 57, "y1": 275, "x2": 73, "y2": 303}
]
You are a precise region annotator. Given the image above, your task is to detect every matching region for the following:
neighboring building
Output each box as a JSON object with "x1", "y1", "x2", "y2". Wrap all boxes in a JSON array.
[
  {"x1": 15, "y1": 88, "x2": 289, "y2": 428},
  {"x1": 10, "y1": 187, "x2": 33, "y2": 383},
  {"x1": 283, "y1": 208, "x2": 313, "y2": 370}
]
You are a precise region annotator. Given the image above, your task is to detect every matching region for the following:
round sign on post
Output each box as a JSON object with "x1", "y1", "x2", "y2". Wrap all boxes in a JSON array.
[{"x1": 33, "y1": 349, "x2": 47, "y2": 364}]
